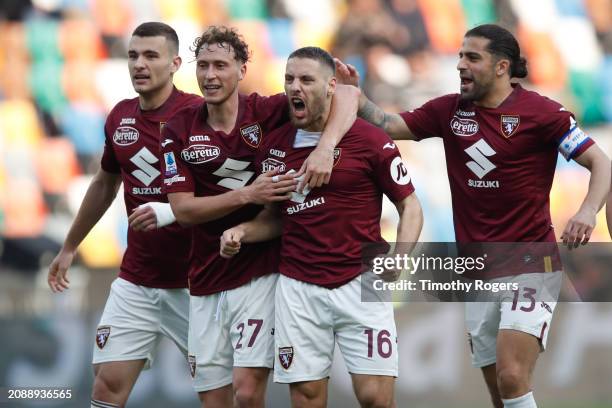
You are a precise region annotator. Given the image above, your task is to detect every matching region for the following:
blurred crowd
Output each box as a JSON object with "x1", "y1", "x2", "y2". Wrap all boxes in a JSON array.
[{"x1": 0, "y1": 0, "x2": 610, "y2": 272}]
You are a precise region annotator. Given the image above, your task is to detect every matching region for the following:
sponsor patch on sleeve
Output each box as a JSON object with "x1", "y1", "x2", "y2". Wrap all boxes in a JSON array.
[
  {"x1": 390, "y1": 156, "x2": 411, "y2": 185},
  {"x1": 558, "y1": 126, "x2": 590, "y2": 160},
  {"x1": 164, "y1": 152, "x2": 178, "y2": 176}
]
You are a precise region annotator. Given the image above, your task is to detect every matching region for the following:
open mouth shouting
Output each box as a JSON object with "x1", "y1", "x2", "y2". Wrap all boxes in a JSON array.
[{"x1": 291, "y1": 97, "x2": 306, "y2": 120}]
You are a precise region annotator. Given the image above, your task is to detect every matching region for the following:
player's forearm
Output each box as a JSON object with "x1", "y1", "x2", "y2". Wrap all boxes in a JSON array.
[
  {"x1": 318, "y1": 85, "x2": 359, "y2": 150},
  {"x1": 169, "y1": 189, "x2": 251, "y2": 227},
  {"x1": 578, "y1": 149, "x2": 611, "y2": 214},
  {"x1": 358, "y1": 96, "x2": 414, "y2": 140},
  {"x1": 240, "y1": 206, "x2": 282, "y2": 243},
  {"x1": 393, "y1": 193, "x2": 423, "y2": 256},
  {"x1": 63, "y1": 172, "x2": 121, "y2": 252}
]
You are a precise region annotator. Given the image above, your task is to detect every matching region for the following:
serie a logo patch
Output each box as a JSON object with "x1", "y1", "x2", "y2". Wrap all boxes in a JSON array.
[{"x1": 96, "y1": 326, "x2": 111, "y2": 349}]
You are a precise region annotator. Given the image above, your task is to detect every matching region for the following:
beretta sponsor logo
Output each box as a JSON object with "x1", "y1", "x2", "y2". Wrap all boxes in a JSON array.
[
  {"x1": 450, "y1": 116, "x2": 479, "y2": 137},
  {"x1": 181, "y1": 144, "x2": 221, "y2": 164},
  {"x1": 262, "y1": 158, "x2": 286, "y2": 173},
  {"x1": 113, "y1": 126, "x2": 139, "y2": 146}
]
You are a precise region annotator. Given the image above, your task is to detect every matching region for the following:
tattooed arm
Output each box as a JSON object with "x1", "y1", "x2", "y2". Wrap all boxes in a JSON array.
[{"x1": 335, "y1": 58, "x2": 417, "y2": 141}]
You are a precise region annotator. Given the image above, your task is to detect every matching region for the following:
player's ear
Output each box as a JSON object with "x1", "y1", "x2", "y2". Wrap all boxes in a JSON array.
[
  {"x1": 171, "y1": 56, "x2": 182, "y2": 74},
  {"x1": 238, "y1": 63, "x2": 246, "y2": 81},
  {"x1": 327, "y1": 76, "x2": 337, "y2": 97},
  {"x1": 496, "y1": 58, "x2": 510, "y2": 77}
]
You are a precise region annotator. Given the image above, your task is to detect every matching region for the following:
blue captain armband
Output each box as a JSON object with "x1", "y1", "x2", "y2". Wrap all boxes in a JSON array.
[{"x1": 558, "y1": 125, "x2": 591, "y2": 161}]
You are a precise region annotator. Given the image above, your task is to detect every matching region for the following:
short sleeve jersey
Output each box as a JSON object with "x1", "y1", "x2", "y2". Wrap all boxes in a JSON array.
[
  {"x1": 400, "y1": 84, "x2": 593, "y2": 244},
  {"x1": 400, "y1": 84, "x2": 594, "y2": 277},
  {"x1": 255, "y1": 119, "x2": 416, "y2": 288},
  {"x1": 100, "y1": 87, "x2": 202, "y2": 288},
  {"x1": 161, "y1": 93, "x2": 288, "y2": 295}
]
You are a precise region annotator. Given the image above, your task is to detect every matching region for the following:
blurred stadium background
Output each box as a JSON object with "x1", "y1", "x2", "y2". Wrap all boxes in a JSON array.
[{"x1": 0, "y1": 0, "x2": 611, "y2": 407}]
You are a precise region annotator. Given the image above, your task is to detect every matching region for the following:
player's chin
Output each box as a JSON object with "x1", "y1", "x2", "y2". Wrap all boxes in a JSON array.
[
  {"x1": 289, "y1": 116, "x2": 308, "y2": 128},
  {"x1": 459, "y1": 89, "x2": 474, "y2": 101}
]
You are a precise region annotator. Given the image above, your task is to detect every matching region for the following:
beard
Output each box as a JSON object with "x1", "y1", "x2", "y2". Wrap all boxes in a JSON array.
[
  {"x1": 290, "y1": 94, "x2": 327, "y2": 130},
  {"x1": 460, "y1": 82, "x2": 488, "y2": 102}
]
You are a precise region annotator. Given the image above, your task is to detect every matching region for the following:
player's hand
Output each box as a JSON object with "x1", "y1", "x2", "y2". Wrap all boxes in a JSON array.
[
  {"x1": 296, "y1": 145, "x2": 334, "y2": 192},
  {"x1": 129, "y1": 205, "x2": 158, "y2": 232},
  {"x1": 245, "y1": 170, "x2": 297, "y2": 205},
  {"x1": 561, "y1": 208, "x2": 596, "y2": 249},
  {"x1": 220, "y1": 227, "x2": 244, "y2": 259},
  {"x1": 371, "y1": 254, "x2": 403, "y2": 283},
  {"x1": 334, "y1": 58, "x2": 360, "y2": 87},
  {"x1": 48, "y1": 249, "x2": 74, "y2": 292},
  {"x1": 378, "y1": 264, "x2": 402, "y2": 283}
]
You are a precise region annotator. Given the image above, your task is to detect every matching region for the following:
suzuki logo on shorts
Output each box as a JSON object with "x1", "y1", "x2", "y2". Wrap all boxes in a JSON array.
[
  {"x1": 181, "y1": 145, "x2": 221, "y2": 164},
  {"x1": 450, "y1": 117, "x2": 479, "y2": 137},
  {"x1": 465, "y1": 139, "x2": 496, "y2": 179}
]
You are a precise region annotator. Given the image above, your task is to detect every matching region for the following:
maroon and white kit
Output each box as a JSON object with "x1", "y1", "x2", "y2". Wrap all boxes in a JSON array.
[
  {"x1": 161, "y1": 92, "x2": 289, "y2": 392},
  {"x1": 255, "y1": 119, "x2": 415, "y2": 383},
  {"x1": 94, "y1": 87, "x2": 201, "y2": 368}
]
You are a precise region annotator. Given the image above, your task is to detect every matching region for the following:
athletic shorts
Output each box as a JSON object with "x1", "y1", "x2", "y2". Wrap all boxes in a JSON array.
[
  {"x1": 465, "y1": 271, "x2": 561, "y2": 368},
  {"x1": 92, "y1": 277, "x2": 189, "y2": 369},
  {"x1": 274, "y1": 274, "x2": 398, "y2": 383},
  {"x1": 188, "y1": 273, "x2": 277, "y2": 392}
]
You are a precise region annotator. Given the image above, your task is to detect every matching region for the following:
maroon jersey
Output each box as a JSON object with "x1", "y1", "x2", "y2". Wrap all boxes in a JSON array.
[
  {"x1": 101, "y1": 87, "x2": 201, "y2": 288},
  {"x1": 161, "y1": 93, "x2": 288, "y2": 295},
  {"x1": 256, "y1": 119, "x2": 415, "y2": 288},
  {"x1": 400, "y1": 84, "x2": 594, "y2": 277}
]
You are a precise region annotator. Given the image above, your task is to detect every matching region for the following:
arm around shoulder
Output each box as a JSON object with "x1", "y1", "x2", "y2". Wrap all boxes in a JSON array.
[{"x1": 358, "y1": 96, "x2": 416, "y2": 141}]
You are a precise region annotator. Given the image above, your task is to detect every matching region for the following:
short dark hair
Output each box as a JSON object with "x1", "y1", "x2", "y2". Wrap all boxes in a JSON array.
[
  {"x1": 288, "y1": 47, "x2": 335, "y2": 75},
  {"x1": 465, "y1": 24, "x2": 528, "y2": 79},
  {"x1": 191, "y1": 26, "x2": 251, "y2": 63},
  {"x1": 132, "y1": 22, "x2": 179, "y2": 55}
]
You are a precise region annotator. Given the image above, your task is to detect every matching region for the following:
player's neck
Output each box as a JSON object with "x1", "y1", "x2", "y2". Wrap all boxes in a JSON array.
[
  {"x1": 304, "y1": 105, "x2": 331, "y2": 132},
  {"x1": 474, "y1": 82, "x2": 513, "y2": 109},
  {"x1": 138, "y1": 81, "x2": 174, "y2": 111},
  {"x1": 206, "y1": 93, "x2": 239, "y2": 134}
]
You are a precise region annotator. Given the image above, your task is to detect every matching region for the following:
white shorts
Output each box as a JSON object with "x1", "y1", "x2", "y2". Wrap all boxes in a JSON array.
[
  {"x1": 465, "y1": 271, "x2": 561, "y2": 368},
  {"x1": 274, "y1": 274, "x2": 398, "y2": 383},
  {"x1": 189, "y1": 273, "x2": 277, "y2": 392},
  {"x1": 92, "y1": 277, "x2": 189, "y2": 369}
]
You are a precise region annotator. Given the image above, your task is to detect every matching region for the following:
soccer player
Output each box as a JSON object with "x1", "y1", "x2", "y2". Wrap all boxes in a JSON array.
[
  {"x1": 334, "y1": 24, "x2": 611, "y2": 408},
  {"x1": 158, "y1": 28, "x2": 356, "y2": 408},
  {"x1": 220, "y1": 47, "x2": 423, "y2": 408},
  {"x1": 47, "y1": 22, "x2": 202, "y2": 408}
]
